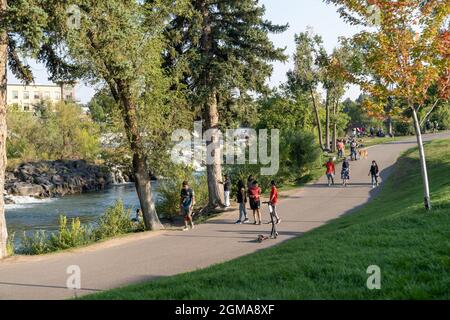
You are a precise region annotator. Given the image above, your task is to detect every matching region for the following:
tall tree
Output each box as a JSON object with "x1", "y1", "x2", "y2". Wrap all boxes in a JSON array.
[
  {"x1": 0, "y1": 0, "x2": 72, "y2": 258},
  {"x1": 288, "y1": 31, "x2": 325, "y2": 150},
  {"x1": 325, "y1": 0, "x2": 450, "y2": 210},
  {"x1": 49, "y1": 0, "x2": 189, "y2": 230},
  {"x1": 164, "y1": 0, "x2": 287, "y2": 210}
]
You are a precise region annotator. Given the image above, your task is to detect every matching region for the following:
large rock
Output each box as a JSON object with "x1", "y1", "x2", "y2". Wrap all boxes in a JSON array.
[
  {"x1": 4, "y1": 160, "x2": 117, "y2": 200},
  {"x1": 11, "y1": 182, "x2": 45, "y2": 197}
]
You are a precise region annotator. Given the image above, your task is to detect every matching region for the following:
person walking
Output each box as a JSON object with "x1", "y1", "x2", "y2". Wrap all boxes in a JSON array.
[
  {"x1": 341, "y1": 158, "x2": 350, "y2": 187},
  {"x1": 248, "y1": 180, "x2": 262, "y2": 225},
  {"x1": 180, "y1": 180, "x2": 196, "y2": 231},
  {"x1": 337, "y1": 140, "x2": 345, "y2": 158},
  {"x1": 324, "y1": 157, "x2": 336, "y2": 186},
  {"x1": 222, "y1": 174, "x2": 231, "y2": 208},
  {"x1": 235, "y1": 180, "x2": 249, "y2": 224},
  {"x1": 433, "y1": 121, "x2": 439, "y2": 134},
  {"x1": 350, "y1": 139, "x2": 358, "y2": 161},
  {"x1": 269, "y1": 180, "x2": 281, "y2": 224},
  {"x1": 369, "y1": 161, "x2": 380, "y2": 188}
]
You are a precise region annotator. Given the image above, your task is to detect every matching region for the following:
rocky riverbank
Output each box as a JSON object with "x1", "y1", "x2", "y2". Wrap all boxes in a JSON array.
[{"x1": 4, "y1": 160, "x2": 132, "y2": 203}]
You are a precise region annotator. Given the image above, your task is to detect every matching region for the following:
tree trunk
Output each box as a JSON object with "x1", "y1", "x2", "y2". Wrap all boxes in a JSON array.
[
  {"x1": 388, "y1": 116, "x2": 394, "y2": 137},
  {"x1": 325, "y1": 91, "x2": 330, "y2": 151},
  {"x1": 115, "y1": 80, "x2": 163, "y2": 230},
  {"x1": 411, "y1": 107, "x2": 431, "y2": 210},
  {"x1": 199, "y1": 0, "x2": 224, "y2": 210},
  {"x1": 332, "y1": 101, "x2": 337, "y2": 153},
  {"x1": 0, "y1": 0, "x2": 8, "y2": 258},
  {"x1": 310, "y1": 88, "x2": 324, "y2": 150},
  {"x1": 205, "y1": 90, "x2": 225, "y2": 208}
]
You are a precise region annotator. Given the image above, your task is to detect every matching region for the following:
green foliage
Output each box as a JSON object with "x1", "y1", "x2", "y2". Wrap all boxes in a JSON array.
[
  {"x1": 394, "y1": 120, "x2": 414, "y2": 136},
  {"x1": 257, "y1": 91, "x2": 315, "y2": 132},
  {"x1": 93, "y1": 201, "x2": 135, "y2": 240},
  {"x1": 279, "y1": 130, "x2": 323, "y2": 179},
  {"x1": 156, "y1": 166, "x2": 208, "y2": 219},
  {"x1": 7, "y1": 102, "x2": 101, "y2": 163},
  {"x1": 18, "y1": 201, "x2": 141, "y2": 255},
  {"x1": 20, "y1": 230, "x2": 51, "y2": 255},
  {"x1": 49, "y1": 216, "x2": 92, "y2": 250},
  {"x1": 6, "y1": 232, "x2": 15, "y2": 256},
  {"x1": 430, "y1": 104, "x2": 450, "y2": 130}
]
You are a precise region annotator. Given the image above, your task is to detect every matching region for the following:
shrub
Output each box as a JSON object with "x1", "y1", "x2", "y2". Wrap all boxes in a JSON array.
[
  {"x1": 20, "y1": 230, "x2": 51, "y2": 255},
  {"x1": 279, "y1": 130, "x2": 323, "y2": 180},
  {"x1": 93, "y1": 201, "x2": 135, "y2": 240},
  {"x1": 49, "y1": 216, "x2": 92, "y2": 250},
  {"x1": 6, "y1": 233, "x2": 15, "y2": 256},
  {"x1": 156, "y1": 171, "x2": 209, "y2": 219},
  {"x1": 394, "y1": 120, "x2": 414, "y2": 136},
  {"x1": 17, "y1": 201, "x2": 140, "y2": 255}
]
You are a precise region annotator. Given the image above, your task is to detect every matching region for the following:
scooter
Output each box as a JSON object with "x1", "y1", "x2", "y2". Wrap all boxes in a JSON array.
[{"x1": 257, "y1": 201, "x2": 278, "y2": 242}]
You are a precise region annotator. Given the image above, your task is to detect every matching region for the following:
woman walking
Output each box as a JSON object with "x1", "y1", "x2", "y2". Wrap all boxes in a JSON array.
[
  {"x1": 369, "y1": 161, "x2": 380, "y2": 188},
  {"x1": 341, "y1": 158, "x2": 350, "y2": 187}
]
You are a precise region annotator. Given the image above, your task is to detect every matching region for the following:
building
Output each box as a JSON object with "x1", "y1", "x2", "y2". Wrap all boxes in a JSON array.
[{"x1": 6, "y1": 83, "x2": 77, "y2": 111}]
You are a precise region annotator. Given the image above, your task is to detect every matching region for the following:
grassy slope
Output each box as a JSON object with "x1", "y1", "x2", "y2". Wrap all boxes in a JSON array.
[{"x1": 85, "y1": 139, "x2": 450, "y2": 300}]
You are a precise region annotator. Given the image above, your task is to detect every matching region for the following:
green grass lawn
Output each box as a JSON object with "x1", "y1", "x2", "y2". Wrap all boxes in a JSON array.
[{"x1": 84, "y1": 138, "x2": 450, "y2": 300}]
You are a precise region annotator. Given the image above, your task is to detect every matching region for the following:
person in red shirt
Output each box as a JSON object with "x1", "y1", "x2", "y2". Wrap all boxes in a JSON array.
[
  {"x1": 248, "y1": 180, "x2": 262, "y2": 225},
  {"x1": 325, "y1": 157, "x2": 336, "y2": 186},
  {"x1": 269, "y1": 180, "x2": 281, "y2": 224}
]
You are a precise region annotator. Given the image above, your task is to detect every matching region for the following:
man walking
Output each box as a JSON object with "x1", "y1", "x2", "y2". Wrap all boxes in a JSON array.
[
  {"x1": 180, "y1": 180, "x2": 196, "y2": 231},
  {"x1": 325, "y1": 157, "x2": 336, "y2": 186}
]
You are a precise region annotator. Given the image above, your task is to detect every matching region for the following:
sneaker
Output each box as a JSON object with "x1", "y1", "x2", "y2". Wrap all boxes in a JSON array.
[
  {"x1": 276, "y1": 218, "x2": 281, "y2": 224},
  {"x1": 243, "y1": 218, "x2": 250, "y2": 223},
  {"x1": 182, "y1": 227, "x2": 189, "y2": 231},
  {"x1": 235, "y1": 220, "x2": 242, "y2": 224},
  {"x1": 257, "y1": 221, "x2": 262, "y2": 225}
]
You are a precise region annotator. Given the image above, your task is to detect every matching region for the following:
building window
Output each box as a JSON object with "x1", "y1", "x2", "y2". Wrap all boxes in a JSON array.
[
  {"x1": 44, "y1": 91, "x2": 51, "y2": 99},
  {"x1": 65, "y1": 93, "x2": 73, "y2": 100},
  {"x1": 23, "y1": 91, "x2": 30, "y2": 100},
  {"x1": 34, "y1": 92, "x2": 41, "y2": 100},
  {"x1": 12, "y1": 91, "x2": 19, "y2": 99},
  {"x1": 54, "y1": 92, "x2": 61, "y2": 100},
  {"x1": 23, "y1": 103, "x2": 30, "y2": 111}
]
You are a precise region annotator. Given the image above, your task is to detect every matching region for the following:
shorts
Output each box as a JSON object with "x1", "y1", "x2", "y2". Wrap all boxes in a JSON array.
[
  {"x1": 341, "y1": 169, "x2": 350, "y2": 180},
  {"x1": 181, "y1": 206, "x2": 192, "y2": 217},
  {"x1": 250, "y1": 198, "x2": 261, "y2": 210}
]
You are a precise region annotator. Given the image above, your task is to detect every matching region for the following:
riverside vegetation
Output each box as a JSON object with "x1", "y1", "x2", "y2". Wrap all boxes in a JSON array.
[{"x1": 8, "y1": 201, "x2": 144, "y2": 255}]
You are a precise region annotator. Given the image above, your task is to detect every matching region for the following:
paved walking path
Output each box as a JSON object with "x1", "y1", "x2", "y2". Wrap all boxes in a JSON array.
[{"x1": 0, "y1": 133, "x2": 448, "y2": 299}]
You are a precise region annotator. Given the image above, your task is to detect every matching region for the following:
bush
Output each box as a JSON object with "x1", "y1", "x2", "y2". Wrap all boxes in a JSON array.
[
  {"x1": 17, "y1": 201, "x2": 141, "y2": 255},
  {"x1": 156, "y1": 170, "x2": 208, "y2": 219},
  {"x1": 49, "y1": 216, "x2": 92, "y2": 250},
  {"x1": 20, "y1": 230, "x2": 51, "y2": 255},
  {"x1": 93, "y1": 201, "x2": 135, "y2": 240},
  {"x1": 430, "y1": 105, "x2": 450, "y2": 130},
  {"x1": 6, "y1": 233, "x2": 15, "y2": 256},
  {"x1": 394, "y1": 120, "x2": 414, "y2": 136},
  {"x1": 279, "y1": 130, "x2": 323, "y2": 180}
]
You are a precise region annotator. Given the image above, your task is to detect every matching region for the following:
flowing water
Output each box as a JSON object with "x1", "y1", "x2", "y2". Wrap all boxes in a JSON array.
[{"x1": 5, "y1": 182, "x2": 160, "y2": 247}]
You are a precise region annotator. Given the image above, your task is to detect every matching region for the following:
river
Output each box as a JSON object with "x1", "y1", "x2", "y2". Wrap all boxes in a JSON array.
[{"x1": 5, "y1": 182, "x2": 160, "y2": 247}]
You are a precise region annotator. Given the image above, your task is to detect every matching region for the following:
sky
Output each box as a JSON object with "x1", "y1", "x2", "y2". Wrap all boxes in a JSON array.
[{"x1": 8, "y1": 0, "x2": 362, "y2": 104}]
